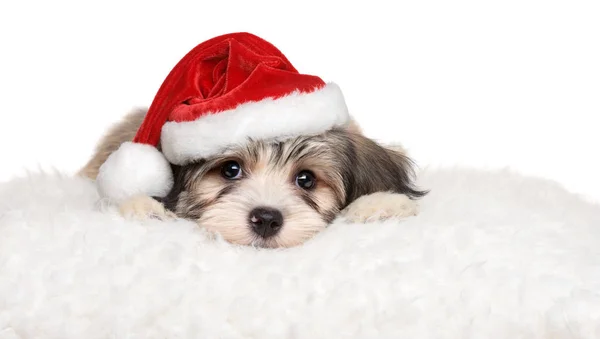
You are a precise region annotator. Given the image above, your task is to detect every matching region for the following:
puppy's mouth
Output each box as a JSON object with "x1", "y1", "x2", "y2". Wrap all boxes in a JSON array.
[{"x1": 248, "y1": 237, "x2": 277, "y2": 249}]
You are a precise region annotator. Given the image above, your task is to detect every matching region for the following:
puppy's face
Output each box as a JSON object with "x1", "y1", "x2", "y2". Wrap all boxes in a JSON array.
[{"x1": 159, "y1": 129, "x2": 425, "y2": 248}]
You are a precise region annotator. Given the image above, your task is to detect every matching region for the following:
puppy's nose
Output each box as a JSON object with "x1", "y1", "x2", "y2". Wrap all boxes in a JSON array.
[{"x1": 249, "y1": 207, "x2": 284, "y2": 238}]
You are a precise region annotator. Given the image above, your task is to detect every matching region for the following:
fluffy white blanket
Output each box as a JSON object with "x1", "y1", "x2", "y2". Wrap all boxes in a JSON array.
[{"x1": 1, "y1": 168, "x2": 599, "y2": 339}]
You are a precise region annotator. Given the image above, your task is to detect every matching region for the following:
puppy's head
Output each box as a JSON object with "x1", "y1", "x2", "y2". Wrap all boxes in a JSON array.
[{"x1": 158, "y1": 128, "x2": 426, "y2": 248}]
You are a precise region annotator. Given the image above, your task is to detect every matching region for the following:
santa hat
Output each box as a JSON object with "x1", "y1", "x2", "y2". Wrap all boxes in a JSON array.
[{"x1": 96, "y1": 32, "x2": 350, "y2": 203}]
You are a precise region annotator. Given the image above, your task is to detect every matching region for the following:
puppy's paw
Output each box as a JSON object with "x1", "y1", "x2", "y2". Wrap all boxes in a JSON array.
[
  {"x1": 118, "y1": 195, "x2": 177, "y2": 221},
  {"x1": 341, "y1": 192, "x2": 419, "y2": 223}
]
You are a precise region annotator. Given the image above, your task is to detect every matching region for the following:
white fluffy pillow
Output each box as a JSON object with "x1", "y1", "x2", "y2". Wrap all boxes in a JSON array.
[{"x1": 1, "y1": 168, "x2": 599, "y2": 338}]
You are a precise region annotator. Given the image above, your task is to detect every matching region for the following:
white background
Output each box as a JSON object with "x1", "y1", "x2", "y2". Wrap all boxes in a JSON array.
[{"x1": 1, "y1": 0, "x2": 599, "y2": 202}]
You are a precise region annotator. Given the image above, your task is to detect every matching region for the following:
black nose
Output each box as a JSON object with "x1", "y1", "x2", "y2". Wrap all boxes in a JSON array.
[{"x1": 249, "y1": 207, "x2": 284, "y2": 238}]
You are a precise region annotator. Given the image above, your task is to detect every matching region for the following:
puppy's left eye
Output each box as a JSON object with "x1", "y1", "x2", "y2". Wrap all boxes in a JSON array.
[
  {"x1": 221, "y1": 161, "x2": 243, "y2": 180},
  {"x1": 295, "y1": 170, "x2": 316, "y2": 190}
]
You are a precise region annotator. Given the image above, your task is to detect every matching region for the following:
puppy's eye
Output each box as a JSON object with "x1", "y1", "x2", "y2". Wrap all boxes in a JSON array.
[
  {"x1": 295, "y1": 170, "x2": 316, "y2": 190},
  {"x1": 221, "y1": 161, "x2": 242, "y2": 180}
]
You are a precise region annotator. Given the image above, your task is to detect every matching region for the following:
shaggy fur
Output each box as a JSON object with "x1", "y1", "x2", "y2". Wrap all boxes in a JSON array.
[
  {"x1": 1, "y1": 169, "x2": 599, "y2": 338},
  {"x1": 80, "y1": 109, "x2": 426, "y2": 248}
]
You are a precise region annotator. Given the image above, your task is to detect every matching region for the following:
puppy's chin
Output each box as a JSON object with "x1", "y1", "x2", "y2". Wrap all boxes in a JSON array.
[{"x1": 197, "y1": 218, "x2": 327, "y2": 248}]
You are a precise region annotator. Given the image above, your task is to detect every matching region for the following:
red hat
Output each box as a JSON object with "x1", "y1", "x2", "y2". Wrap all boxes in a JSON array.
[{"x1": 96, "y1": 32, "x2": 350, "y2": 202}]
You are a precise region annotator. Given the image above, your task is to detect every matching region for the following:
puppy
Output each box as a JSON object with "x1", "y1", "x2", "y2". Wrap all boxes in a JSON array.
[{"x1": 80, "y1": 109, "x2": 427, "y2": 248}]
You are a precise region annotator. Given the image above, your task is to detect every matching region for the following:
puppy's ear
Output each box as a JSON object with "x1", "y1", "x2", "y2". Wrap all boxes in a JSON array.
[
  {"x1": 340, "y1": 131, "x2": 428, "y2": 206},
  {"x1": 152, "y1": 163, "x2": 185, "y2": 212}
]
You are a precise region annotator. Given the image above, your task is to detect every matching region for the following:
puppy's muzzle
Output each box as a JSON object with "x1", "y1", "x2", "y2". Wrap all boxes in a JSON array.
[{"x1": 249, "y1": 207, "x2": 283, "y2": 238}]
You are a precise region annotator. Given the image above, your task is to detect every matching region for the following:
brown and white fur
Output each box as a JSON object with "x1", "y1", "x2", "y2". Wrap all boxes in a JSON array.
[{"x1": 79, "y1": 109, "x2": 427, "y2": 248}]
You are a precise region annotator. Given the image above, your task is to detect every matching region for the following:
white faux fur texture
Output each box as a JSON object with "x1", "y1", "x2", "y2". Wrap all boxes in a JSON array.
[
  {"x1": 96, "y1": 142, "x2": 174, "y2": 203},
  {"x1": 160, "y1": 82, "x2": 350, "y2": 165},
  {"x1": 1, "y1": 168, "x2": 600, "y2": 338}
]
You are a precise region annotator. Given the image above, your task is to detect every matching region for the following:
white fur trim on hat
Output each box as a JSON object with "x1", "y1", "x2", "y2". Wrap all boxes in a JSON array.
[
  {"x1": 160, "y1": 82, "x2": 350, "y2": 165},
  {"x1": 96, "y1": 142, "x2": 174, "y2": 203}
]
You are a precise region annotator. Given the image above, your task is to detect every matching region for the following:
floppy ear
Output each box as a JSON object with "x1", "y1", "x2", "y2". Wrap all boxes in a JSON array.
[
  {"x1": 341, "y1": 131, "x2": 428, "y2": 206},
  {"x1": 152, "y1": 163, "x2": 185, "y2": 212},
  {"x1": 152, "y1": 160, "x2": 208, "y2": 212}
]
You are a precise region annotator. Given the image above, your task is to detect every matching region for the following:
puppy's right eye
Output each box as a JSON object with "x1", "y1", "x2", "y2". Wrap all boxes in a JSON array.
[
  {"x1": 295, "y1": 170, "x2": 316, "y2": 190},
  {"x1": 221, "y1": 161, "x2": 242, "y2": 180}
]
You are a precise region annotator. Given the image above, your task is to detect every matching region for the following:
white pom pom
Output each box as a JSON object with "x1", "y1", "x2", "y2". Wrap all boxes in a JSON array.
[{"x1": 96, "y1": 142, "x2": 174, "y2": 203}]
